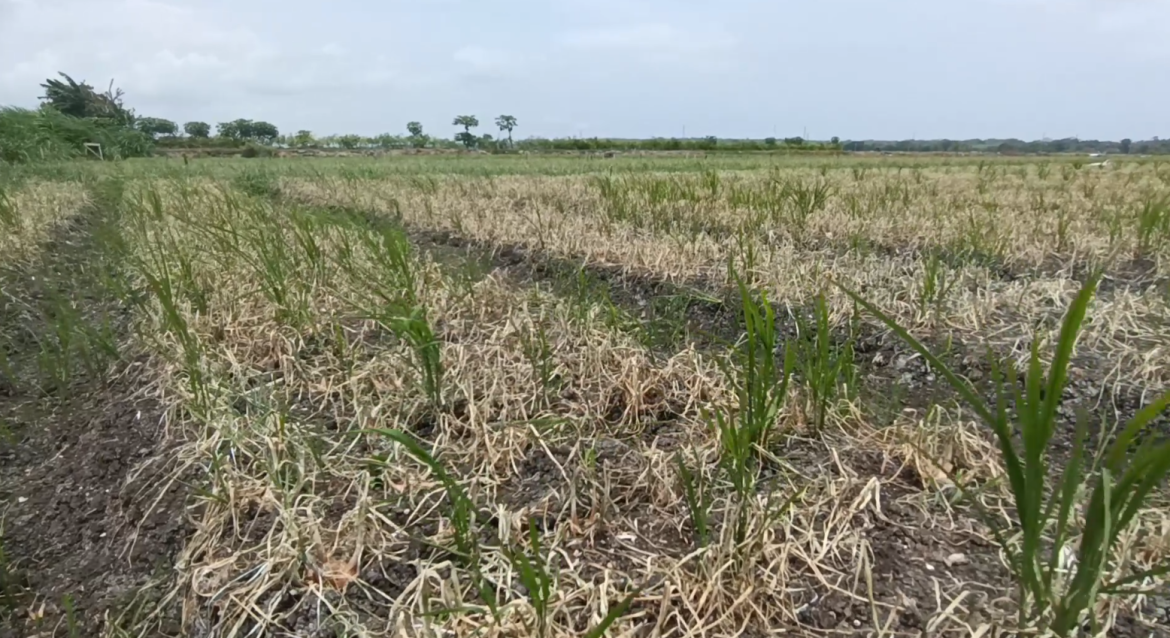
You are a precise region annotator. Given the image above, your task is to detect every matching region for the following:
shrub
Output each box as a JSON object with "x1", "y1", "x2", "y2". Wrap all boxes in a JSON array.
[{"x1": 0, "y1": 107, "x2": 152, "y2": 164}]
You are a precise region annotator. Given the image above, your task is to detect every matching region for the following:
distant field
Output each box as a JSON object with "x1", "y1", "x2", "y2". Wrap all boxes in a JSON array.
[{"x1": 1, "y1": 154, "x2": 1168, "y2": 637}]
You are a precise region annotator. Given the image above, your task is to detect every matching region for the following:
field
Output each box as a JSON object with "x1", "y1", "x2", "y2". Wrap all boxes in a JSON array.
[{"x1": 1, "y1": 153, "x2": 1168, "y2": 638}]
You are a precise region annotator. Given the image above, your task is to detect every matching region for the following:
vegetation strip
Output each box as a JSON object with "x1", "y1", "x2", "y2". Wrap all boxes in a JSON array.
[{"x1": 0, "y1": 153, "x2": 1166, "y2": 637}]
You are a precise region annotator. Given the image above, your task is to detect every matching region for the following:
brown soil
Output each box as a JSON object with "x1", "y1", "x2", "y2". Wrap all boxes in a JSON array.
[
  {"x1": 0, "y1": 197, "x2": 190, "y2": 637},
  {"x1": 0, "y1": 362, "x2": 189, "y2": 637}
]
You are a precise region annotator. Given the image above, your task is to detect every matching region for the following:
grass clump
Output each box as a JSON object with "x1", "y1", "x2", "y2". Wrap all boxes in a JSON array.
[
  {"x1": 794, "y1": 293, "x2": 856, "y2": 435},
  {"x1": 841, "y1": 274, "x2": 1170, "y2": 636}
]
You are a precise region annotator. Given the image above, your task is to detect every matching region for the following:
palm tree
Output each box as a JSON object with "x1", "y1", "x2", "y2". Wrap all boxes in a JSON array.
[
  {"x1": 495, "y1": 115, "x2": 517, "y2": 147},
  {"x1": 39, "y1": 73, "x2": 90, "y2": 118},
  {"x1": 39, "y1": 73, "x2": 132, "y2": 124}
]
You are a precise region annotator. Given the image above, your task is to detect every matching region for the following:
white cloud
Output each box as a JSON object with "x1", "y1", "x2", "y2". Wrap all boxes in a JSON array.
[
  {"x1": 0, "y1": 0, "x2": 424, "y2": 116},
  {"x1": 0, "y1": 0, "x2": 272, "y2": 105},
  {"x1": 0, "y1": 0, "x2": 1166, "y2": 139},
  {"x1": 560, "y1": 23, "x2": 736, "y2": 54},
  {"x1": 452, "y1": 46, "x2": 515, "y2": 75}
]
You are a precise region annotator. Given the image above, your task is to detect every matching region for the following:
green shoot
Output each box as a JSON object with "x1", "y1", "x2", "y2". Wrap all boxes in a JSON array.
[
  {"x1": 794, "y1": 293, "x2": 856, "y2": 435},
  {"x1": 582, "y1": 587, "x2": 642, "y2": 638},
  {"x1": 712, "y1": 266, "x2": 795, "y2": 541},
  {"x1": 63, "y1": 594, "x2": 79, "y2": 638},
  {"x1": 676, "y1": 452, "x2": 712, "y2": 547},
  {"x1": 783, "y1": 175, "x2": 833, "y2": 233},
  {"x1": 838, "y1": 274, "x2": 1170, "y2": 635},
  {"x1": 506, "y1": 519, "x2": 554, "y2": 637},
  {"x1": 519, "y1": 319, "x2": 558, "y2": 408},
  {"x1": 385, "y1": 307, "x2": 444, "y2": 410},
  {"x1": 361, "y1": 428, "x2": 498, "y2": 618},
  {"x1": 1134, "y1": 193, "x2": 1170, "y2": 256},
  {"x1": 918, "y1": 249, "x2": 958, "y2": 320}
]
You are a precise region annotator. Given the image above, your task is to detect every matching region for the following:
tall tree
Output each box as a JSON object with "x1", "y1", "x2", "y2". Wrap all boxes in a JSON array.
[
  {"x1": 453, "y1": 115, "x2": 479, "y2": 148},
  {"x1": 1120, "y1": 138, "x2": 1132, "y2": 154},
  {"x1": 250, "y1": 121, "x2": 279, "y2": 144},
  {"x1": 495, "y1": 115, "x2": 517, "y2": 147},
  {"x1": 217, "y1": 119, "x2": 251, "y2": 140},
  {"x1": 453, "y1": 115, "x2": 478, "y2": 132},
  {"x1": 136, "y1": 117, "x2": 177, "y2": 138},
  {"x1": 293, "y1": 130, "x2": 315, "y2": 147},
  {"x1": 217, "y1": 119, "x2": 279, "y2": 144},
  {"x1": 406, "y1": 121, "x2": 427, "y2": 148},
  {"x1": 184, "y1": 121, "x2": 211, "y2": 138}
]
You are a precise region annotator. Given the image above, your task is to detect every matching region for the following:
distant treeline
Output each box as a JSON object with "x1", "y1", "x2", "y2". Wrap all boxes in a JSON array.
[
  {"x1": 512, "y1": 136, "x2": 839, "y2": 152},
  {"x1": 234, "y1": 134, "x2": 1163, "y2": 156},
  {"x1": 516, "y1": 136, "x2": 1168, "y2": 155},
  {"x1": 5, "y1": 72, "x2": 1168, "y2": 164},
  {"x1": 840, "y1": 137, "x2": 1168, "y2": 155}
]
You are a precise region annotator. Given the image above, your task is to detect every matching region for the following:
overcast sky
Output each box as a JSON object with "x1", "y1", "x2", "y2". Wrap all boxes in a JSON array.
[{"x1": 1, "y1": 0, "x2": 1166, "y2": 141}]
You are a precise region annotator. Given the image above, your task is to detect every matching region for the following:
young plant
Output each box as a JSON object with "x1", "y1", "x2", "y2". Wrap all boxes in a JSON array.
[
  {"x1": 519, "y1": 319, "x2": 558, "y2": 407},
  {"x1": 1134, "y1": 193, "x2": 1170, "y2": 256},
  {"x1": 711, "y1": 267, "x2": 795, "y2": 542},
  {"x1": 288, "y1": 208, "x2": 328, "y2": 286},
  {"x1": 701, "y1": 168, "x2": 721, "y2": 198},
  {"x1": 794, "y1": 293, "x2": 856, "y2": 435},
  {"x1": 1054, "y1": 206, "x2": 1073, "y2": 253},
  {"x1": 918, "y1": 249, "x2": 959, "y2": 319},
  {"x1": 505, "y1": 520, "x2": 554, "y2": 637},
  {"x1": 582, "y1": 588, "x2": 642, "y2": 638},
  {"x1": 675, "y1": 452, "x2": 713, "y2": 547},
  {"x1": 133, "y1": 236, "x2": 209, "y2": 410},
  {"x1": 361, "y1": 225, "x2": 418, "y2": 309},
  {"x1": 385, "y1": 307, "x2": 444, "y2": 409},
  {"x1": 839, "y1": 274, "x2": 1170, "y2": 636},
  {"x1": 244, "y1": 214, "x2": 311, "y2": 326},
  {"x1": 363, "y1": 428, "x2": 498, "y2": 618},
  {"x1": 231, "y1": 168, "x2": 280, "y2": 199},
  {"x1": 592, "y1": 175, "x2": 634, "y2": 228},
  {"x1": 780, "y1": 176, "x2": 833, "y2": 234}
]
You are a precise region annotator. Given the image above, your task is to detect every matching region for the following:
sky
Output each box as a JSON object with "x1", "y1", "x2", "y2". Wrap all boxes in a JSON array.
[{"x1": 1, "y1": 0, "x2": 1167, "y2": 141}]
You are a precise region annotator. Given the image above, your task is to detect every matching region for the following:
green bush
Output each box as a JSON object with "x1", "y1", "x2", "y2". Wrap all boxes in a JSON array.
[
  {"x1": 0, "y1": 107, "x2": 153, "y2": 164},
  {"x1": 240, "y1": 144, "x2": 273, "y2": 158}
]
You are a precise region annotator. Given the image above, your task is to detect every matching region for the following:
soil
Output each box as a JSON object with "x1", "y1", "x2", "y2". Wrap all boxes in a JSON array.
[
  {"x1": 0, "y1": 364, "x2": 189, "y2": 638},
  {"x1": 0, "y1": 193, "x2": 191, "y2": 637}
]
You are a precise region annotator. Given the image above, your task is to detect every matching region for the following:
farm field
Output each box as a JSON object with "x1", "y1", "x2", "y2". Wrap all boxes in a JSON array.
[{"x1": 1, "y1": 153, "x2": 1169, "y2": 637}]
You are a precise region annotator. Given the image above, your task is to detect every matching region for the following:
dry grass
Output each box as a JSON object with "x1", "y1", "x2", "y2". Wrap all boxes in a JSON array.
[
  {"x1": 0, "y1": 180, "x2": 91, "y2": 267},
  {"x1": 4, "y1": 157, "x2": 1169, "y2": 637},
  {"x1": 286, "y1": 162, "x2": 1170, "y2": 391}
]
